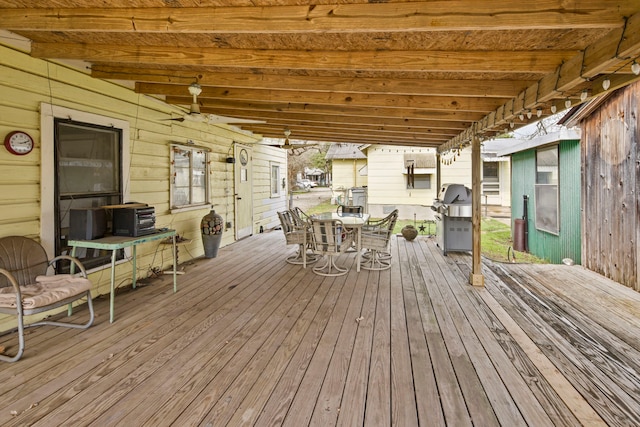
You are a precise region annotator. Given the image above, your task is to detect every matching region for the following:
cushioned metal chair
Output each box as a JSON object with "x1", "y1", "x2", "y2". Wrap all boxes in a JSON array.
[
  {"x1": 361, "y1": 209, "x2": 398, "y2": 270},
  {"x1": 336, "y1": 204, "x2": 364, "y2": 217},
  {"x1": 0, "y1": 236, "x2": 94, "y2": 362},
  {"x1": 277, "y1": 209, "x2": 318, "y2": 268},
  {"x1": 308, "y1": 218, "x2": 355, "y2": 276}
]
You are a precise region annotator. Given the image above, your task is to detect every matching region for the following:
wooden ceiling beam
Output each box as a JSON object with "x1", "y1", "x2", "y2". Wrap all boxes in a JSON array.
[
  {"x1": 139, "y1": 83, "x2": 508, "y2": 112},
  {"x1": 94, "y1": 65, "x2": 529, "y2": 98},
  {"x1": 244, "y1": 123, "x2": 459, "y2": 139},
  {"x1": 2, "y1": 2, "x2": 632, "y2": 33},
  {"x1": 250, "y1": 127, "x2": 444, "y2": 145},
  {"x1": 165, "y1": 96, "x2": 484, "y2": 123},
  {"x1": 186, "y1": 108, "x2": 471, "y2": 130},
  {"x1": 31, "y1": 43, "x2": 572, "y2": 74}
]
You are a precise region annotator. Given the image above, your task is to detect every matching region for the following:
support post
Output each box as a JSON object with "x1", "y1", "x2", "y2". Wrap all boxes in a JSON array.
[
  {"x1": 470, "y1": 126, "x2": 484, "y2": 287},
  {"x1": 436, "y1": 152, "x2": 441, "y2": 194}
]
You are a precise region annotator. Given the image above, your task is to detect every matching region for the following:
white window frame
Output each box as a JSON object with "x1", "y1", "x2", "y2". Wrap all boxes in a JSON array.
[
  {"x1": 270, "y1": 162, "x2": 282, "y2": 197},
  {"x1": 170, "y1": 143, "x2": 211, "y2": 211},
  {"x1": 40, "y1": 103, "x2": 130, "y2": 260},
  {"x1": 535, "y1": 145, "x2": 560, "y2": 235}
]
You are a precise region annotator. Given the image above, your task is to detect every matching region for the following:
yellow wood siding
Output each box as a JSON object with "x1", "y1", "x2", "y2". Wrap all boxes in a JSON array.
[
  {"x1": 330, "y1": 159, "x2": 367, "y2": 190},
  {"x1": 0, "y1": 44, "x2": 286, "y2": 330}
]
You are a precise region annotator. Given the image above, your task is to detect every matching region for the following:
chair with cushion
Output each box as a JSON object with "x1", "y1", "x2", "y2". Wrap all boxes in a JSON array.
[
  {"x1": 308, "y1": 218, "x2": 355, "y2": 276},
  {"x1": 0, "y1": 236, "x2": 95, "y2": 362},
  {"x1": 360, "y1": 209, "x2": 398, "y2": 271},
  {"x1": 336, "y1": 204, "x2": 364, "y2": 217},
  {"x1": 277, "y1": 209, "x2": 318, "y2": 268}
]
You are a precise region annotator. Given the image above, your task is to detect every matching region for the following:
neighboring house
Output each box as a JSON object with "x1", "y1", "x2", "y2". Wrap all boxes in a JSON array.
[
  {"x1": 497, "y1": 129, "x2": 582, "y2": 264},
  {"x1": 0, "y1": 44, "x2": 287, "y2": 329},
  {"x1": 330, "y1": 143, "x2": 510, "y2": 221},
  {"x1": 325, "y1": 143, "x2": 368, "y2": 204},
  {"x1": 304, "y1": 167, "x2": 325, "y2": 186},
  {"x1": 562, "y1": 81, "x2": 640, "y2": 291}
]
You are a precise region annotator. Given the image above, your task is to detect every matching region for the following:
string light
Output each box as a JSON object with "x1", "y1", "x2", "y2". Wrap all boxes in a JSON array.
[
  {"x1": 551, "y1": 104, "x2": 557, "y2": 114},
  {"x1": 565, "y1": 98, "x2": 572, "y2": 109},
  {"x1": 536, "y1": 108, "x2": 542, "y2": 118},
  {"x1": 632, "y1": 61, "x2": 640, "y2": 75},
  {"x1": 580, "y1": 89, "x2": 588, "y2": 102},
  {"x1": 526, "y1": 110, "x2": 532, "y2": 119},
  {"x1": 518, "y1": 112, "x2": 524, "y2": 121},
  {"x1": 602, "y1": 78, "x2": 611, "y2": 91}
]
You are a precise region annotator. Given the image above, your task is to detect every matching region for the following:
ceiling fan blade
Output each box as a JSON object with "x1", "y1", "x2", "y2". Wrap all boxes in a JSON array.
[{"x1": 206, "y1": 114, "x2": 266, "y2": 124}]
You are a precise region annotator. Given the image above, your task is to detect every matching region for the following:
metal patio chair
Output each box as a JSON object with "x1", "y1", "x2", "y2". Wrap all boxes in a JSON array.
[
  {"x1": 308, "y1": 217, "x2": 355, "y2": 276},
  {"x1": 0, "y1": 236, "x2": 95, "y2": 362},
  {"x1": 361, "y1": 209, "x2": 398, "y2": 271},
  {"x1": 277, "y1": 209, "x2": 318, "y2": 268}
]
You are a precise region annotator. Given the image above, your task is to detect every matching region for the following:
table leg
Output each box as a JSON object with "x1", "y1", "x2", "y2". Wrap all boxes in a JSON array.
[
  {"x1": 110, "y1": 249, "x2": 117, "y2": 323},
  {"x1": 69, "y1": 247, "x2": 77, "y2": 316},
  {"x1": 357, "y1": 228, "x2": 362, "y2": 272},
  {"x1": 132, "y1": 245, "x2": 137, "y2": 289},
  {"x1": 172, "y1": 235, "x2": 177, "y2": 292}
]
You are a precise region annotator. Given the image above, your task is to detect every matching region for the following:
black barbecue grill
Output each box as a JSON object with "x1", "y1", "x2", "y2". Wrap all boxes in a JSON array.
[{"x1": 431, "y1": 184, "x2": 472, "y2": 255}]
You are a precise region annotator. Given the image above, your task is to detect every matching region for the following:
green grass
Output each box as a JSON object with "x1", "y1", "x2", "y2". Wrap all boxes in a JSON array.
[{"x1": 304, "y1": 198, "x2": 545, "y2": 264}]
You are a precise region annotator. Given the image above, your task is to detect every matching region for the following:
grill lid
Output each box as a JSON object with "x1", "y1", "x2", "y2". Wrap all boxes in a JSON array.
[{"x1": 437, "y1": 184, "x2": 471, "y2": 204}]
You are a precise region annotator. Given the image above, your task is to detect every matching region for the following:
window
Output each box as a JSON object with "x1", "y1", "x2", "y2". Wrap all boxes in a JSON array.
[
  {"x1": 271, "y1": 162, "x2": 282, "y2": 197},
  {"x1": 55, "y1": 119, "x2": 123, "y2": 270},
  {"x1": 535, "y1": 146, "x2": 559, "y2": 234},
  {"x1": 410, "y1": 173, "x2": 432, "y2": 189},
  {"x1": 171, "y1": 144, "x2": 210, "y2": 209},
  {"x1": 482, "y1": 161, "x2": 500, "y2": 195}
]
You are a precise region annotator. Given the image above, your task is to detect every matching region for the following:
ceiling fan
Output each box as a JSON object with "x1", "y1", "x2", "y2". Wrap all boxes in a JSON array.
[
  {"x1": 164, "y1": 82, "x2": 265, "y2": 125},
  {"x1": 267, "y1": 128, "x2": 317, "y2": 150}
]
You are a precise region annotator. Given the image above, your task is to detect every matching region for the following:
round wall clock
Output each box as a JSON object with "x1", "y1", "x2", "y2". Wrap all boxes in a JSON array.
[{"x1": 4, "y1": 131, "x2": 34, "y2": 155}]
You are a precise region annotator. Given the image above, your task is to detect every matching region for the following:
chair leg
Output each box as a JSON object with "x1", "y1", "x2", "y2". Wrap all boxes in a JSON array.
[
  {"x1": 312, "y1": 254, "x2": 349, "y2": 276},
  {"x1": 361, "y1": 249, "x2": 391, "y2": 271},
  {"x1": 1, "y1": 292, "x2": 95, "y2": 363},
  {"x1": 285, "y1": 244, "x2": 319, "y2": 265},
  {"x1": 0, "y1": 309, "x2": 25, "y2": 363},
  {"x1": 32, "y1": 292, "x2": 95, "y2": 330}
]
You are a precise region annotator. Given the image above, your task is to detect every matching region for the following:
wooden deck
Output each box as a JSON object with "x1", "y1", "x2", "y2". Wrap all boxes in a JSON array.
[{"x1": 1, "y1": 230, "x2": 640, "y2": 426}]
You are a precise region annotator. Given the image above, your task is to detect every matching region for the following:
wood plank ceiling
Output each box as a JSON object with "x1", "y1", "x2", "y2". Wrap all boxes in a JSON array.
[{"x1": 1, "y1": 1, "x2": 640, "y2": 151}]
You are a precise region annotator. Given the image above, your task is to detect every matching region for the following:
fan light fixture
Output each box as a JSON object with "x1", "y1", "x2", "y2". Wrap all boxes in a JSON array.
[{"x1": 188, "y1": 82, "x2": 202, "y2": 115}]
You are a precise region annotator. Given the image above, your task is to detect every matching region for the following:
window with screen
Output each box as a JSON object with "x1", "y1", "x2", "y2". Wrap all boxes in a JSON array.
[
  {"x1": 55, "y1": 119, "x2": 123, "y2": 270},
  {"x1": 171, "y1": 144, "x2": 210, "y2": 209},
  {"x1": 271, "y1": 162, "x2": 282, "y2": 197},
  {"x1": 535, "y1": 145, "x2": 559, "y2": 234},
  {"x1": 482, "y1": 161, "x2": 500, "y2": 195}
]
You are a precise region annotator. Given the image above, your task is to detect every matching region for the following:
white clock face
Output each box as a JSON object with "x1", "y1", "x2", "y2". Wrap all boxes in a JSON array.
[{"x1": 6, "y1": 131, "x2": 34, "y2": 155}]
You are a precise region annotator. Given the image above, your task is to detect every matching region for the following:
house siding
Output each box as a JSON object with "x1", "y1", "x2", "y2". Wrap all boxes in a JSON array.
[
  {"x1": 0, "y1": 44, "x2": 285, "y2": 329},
  {"x1": 581, "y1": 82, "x2": 639, "y2": 291},
  {"x1": 510, "y1": 139, "x2": 581, "y2": 264}
]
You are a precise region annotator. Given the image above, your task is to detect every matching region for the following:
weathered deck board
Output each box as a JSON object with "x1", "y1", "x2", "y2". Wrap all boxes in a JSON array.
[{"x1": 2, "y1": 231, "x2": 639, "y2": 426}]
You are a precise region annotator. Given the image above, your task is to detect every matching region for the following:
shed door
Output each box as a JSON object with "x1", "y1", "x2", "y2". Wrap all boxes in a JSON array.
[{"x1": 234, "y1": 144, "x2": 253, "y2": 239}]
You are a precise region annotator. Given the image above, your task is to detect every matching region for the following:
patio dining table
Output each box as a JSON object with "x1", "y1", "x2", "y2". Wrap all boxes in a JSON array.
[{"x1": 310, "y1": 212, "x2": 370, "y2": 272}]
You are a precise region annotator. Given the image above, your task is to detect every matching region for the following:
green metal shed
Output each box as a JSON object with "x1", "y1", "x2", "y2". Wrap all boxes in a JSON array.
[{"x1": 498, "y1": 130, "x2": 581, "y2": 264}]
